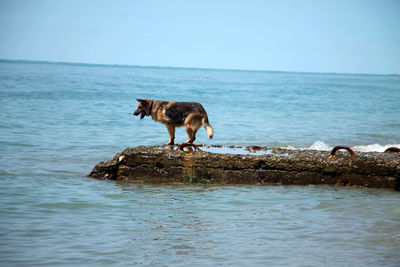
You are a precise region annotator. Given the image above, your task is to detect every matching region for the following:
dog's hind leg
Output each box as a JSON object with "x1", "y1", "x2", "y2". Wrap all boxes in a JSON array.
[
  {"x1": 166, "y1": 124, "x2": 175, "y2": 145},
  {"x1": 185, "y1": 126, "x2": 196, "y2": 143}
]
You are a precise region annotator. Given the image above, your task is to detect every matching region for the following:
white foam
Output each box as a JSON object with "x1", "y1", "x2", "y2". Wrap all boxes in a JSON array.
[
  {"x1": 307, "y1": 141, "x2": 333, "y2": 151},
  {"x1": 352, "y1": 144, "x2": 400, "y2": 153},
  {"x1": 245, "y1": 141, "x2": 399, "y2": 153},
  {"x1": 304, "y1": 141, "x2": 400, "y2": 153}
]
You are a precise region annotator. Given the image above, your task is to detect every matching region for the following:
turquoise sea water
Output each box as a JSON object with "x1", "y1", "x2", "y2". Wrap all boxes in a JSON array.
[{"x1": 1, "y1": 60, "x2": 400, "y2": 266}]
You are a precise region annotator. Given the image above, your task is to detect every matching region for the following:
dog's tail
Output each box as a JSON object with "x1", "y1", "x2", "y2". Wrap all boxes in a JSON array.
[{"x1": 202, "y1": 116, "x2": 213, "y2": 139}]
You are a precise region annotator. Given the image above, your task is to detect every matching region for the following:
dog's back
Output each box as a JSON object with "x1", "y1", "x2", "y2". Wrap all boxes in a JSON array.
[
  {"x1": 162, "y1": 102, "x2": 207, "y2": 126},
  {"x1": 154, "y1": 100, "x2": 213, "y2": 139}
]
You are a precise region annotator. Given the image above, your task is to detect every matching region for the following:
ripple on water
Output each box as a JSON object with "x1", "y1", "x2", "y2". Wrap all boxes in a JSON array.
[{"x1": 1, "y1": 177, "x2": 400, "y2": 266}]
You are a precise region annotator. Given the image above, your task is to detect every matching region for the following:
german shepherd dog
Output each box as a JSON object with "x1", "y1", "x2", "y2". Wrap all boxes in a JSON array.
[{"x1": 133, "y1": 99, "x2": 214, "y2": 145}]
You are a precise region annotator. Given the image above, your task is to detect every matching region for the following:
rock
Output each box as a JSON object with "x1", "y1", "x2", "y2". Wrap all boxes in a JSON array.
[{"x1": 88, "y1": 145, "x2": 400, "y2": 190}]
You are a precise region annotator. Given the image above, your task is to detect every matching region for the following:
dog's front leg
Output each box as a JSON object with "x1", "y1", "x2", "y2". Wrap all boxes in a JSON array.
[{"x1": 165, "y1": 124, "x2": 175, "y2": 145}]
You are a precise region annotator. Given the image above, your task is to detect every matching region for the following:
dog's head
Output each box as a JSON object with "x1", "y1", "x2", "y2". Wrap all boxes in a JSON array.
[{"x1": 133, "y1": 99, "x2": 152, "y2": 119}]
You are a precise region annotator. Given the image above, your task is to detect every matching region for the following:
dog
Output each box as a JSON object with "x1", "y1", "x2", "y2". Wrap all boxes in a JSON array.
[{"x1": 133, "y1": 99, "x2": 213, "y2": 145}]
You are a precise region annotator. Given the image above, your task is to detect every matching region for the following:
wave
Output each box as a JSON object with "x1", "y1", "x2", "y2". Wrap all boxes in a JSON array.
[{"x1": 297, "y1": 141, "x2": 400, "y2": 153}]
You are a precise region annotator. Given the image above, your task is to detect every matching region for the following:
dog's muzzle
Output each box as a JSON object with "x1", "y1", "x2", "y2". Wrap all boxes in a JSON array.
[{"x1": 133, "y1": 110, "x2": 145, "y2": 119}]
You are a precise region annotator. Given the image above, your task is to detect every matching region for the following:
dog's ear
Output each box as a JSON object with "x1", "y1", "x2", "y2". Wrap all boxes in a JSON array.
[
  {"x1": 140, "y1": 99, "x2": 149, "y2": 107},
  {"x1": 136, "y1": 98, "x2": 141, "y2": 102}
]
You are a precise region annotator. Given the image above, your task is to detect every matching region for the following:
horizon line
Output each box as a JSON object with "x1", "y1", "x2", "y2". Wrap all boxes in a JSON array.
[{"x1": 0, "y1": 57, "x2": 392, "y2": 76}]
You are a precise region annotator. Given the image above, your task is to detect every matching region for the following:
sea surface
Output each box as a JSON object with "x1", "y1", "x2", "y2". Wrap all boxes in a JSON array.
[{"x1": 0, "y1": 59, "x2": 399, "y2": 266}]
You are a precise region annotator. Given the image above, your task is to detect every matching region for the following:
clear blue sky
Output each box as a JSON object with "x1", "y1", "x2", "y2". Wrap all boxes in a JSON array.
[{"x1": 0, "y1": 0, "x2": 399, "y2": 74}]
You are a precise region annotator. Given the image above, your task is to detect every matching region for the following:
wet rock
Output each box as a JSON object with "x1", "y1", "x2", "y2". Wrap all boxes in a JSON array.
[{"x1": 88, "y1": 145, "x2": 400, "y2": 190}]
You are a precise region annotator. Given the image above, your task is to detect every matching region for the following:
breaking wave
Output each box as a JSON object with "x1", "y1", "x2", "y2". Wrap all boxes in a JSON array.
[{"x1": 299, "y1": 141, "x2": 400, "y2": 152}]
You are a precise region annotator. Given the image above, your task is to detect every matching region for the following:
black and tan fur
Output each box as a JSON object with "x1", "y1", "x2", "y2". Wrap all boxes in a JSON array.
[{"x1": 133, "y1": 99, "x2": 213, "y2": 145}]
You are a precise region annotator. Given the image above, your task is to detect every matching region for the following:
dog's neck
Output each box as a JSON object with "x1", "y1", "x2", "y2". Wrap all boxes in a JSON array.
[{"x1": 148, "y1": 100, "x2": 154, "y2": 116}]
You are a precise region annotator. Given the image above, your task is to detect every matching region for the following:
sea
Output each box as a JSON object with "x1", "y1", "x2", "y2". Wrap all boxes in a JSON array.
[{"x1": 1, "y1": 59, "x2": 399, "y2": 266}]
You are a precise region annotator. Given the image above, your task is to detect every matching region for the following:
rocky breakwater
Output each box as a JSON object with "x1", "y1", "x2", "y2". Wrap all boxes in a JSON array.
[{"x1": 88, "y1": 145, "x2": 400, "y2": 190}]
